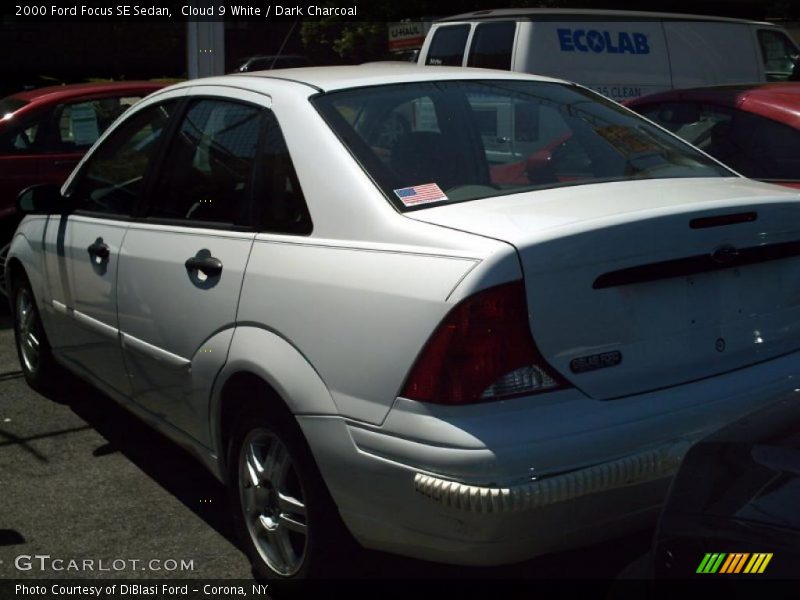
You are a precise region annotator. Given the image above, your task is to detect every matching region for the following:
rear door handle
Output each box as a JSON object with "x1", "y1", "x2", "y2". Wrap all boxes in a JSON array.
[
  {"x1": 185, "y1": 255, "x2": 223, "y2": 277},
  {"x1": 87, "y1": 240, "x2": 110, "y2": 260}
]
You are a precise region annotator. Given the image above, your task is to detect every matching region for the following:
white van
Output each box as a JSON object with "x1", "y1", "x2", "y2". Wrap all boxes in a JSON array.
[{"x1": 418, "y1": 9, "x2": 800, "y2": 101}]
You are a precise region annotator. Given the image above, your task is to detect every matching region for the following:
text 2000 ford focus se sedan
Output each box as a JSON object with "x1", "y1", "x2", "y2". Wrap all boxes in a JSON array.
[{"x1": 7, "y1": 65, "x2": 800, "y2": 578}]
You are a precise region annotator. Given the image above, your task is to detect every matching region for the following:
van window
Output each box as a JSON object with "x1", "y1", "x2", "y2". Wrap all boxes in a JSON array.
[
  {"x1": 425, "y1": 25, "x2": 469, "y2": 66},
  {"x1": 467, "y1": 22, "x2": 516, "y2": 70},
  {"x1": 757, "y1": 30, "x2": 799, "y2": 81}
]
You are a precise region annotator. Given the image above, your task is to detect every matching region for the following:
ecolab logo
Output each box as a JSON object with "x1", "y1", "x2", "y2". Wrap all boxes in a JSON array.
[{"x1": 557, "y1": 28, "x2": 650, "y2": 55}]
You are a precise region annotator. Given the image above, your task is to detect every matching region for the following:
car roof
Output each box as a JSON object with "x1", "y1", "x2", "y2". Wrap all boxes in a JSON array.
[
  {"x1": 178, "y1": 64, "x2": 565, "y2": 93},
  {"x1": 8, "y1": 81, "x2": 166, "y2": 104},
  {"x1": 628, "y1": 83, "x2": 800, "y2": 129},
  {"x1": 437, "y1": 8, "x2": 772, "y2": 26}
]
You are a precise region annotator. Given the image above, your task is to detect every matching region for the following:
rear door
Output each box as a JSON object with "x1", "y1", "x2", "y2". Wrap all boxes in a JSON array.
[
  {"x1": 421, "y1": 23, "x2": 472, "y2": 66},
  {"x1": 117, "y1": 88, "x2": 265, "y2": 442}
]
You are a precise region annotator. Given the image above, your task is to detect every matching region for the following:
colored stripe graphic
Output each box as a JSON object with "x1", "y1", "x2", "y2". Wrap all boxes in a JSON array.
[
  {"x1": 720, "y1": 553, "x2": 749, "y2": 573},
  {"x1": 699, "y1": 552, "x2": 773, "y2": 574}
]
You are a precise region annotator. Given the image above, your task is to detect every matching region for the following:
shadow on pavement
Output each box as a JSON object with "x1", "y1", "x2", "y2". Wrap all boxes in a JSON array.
[
  {"x1": 0, "y1": 529, "x2": 26, "y2": 546},
  {"x1": 43, "y1": 377, "x2": 241, "y2": 552},
  {"x1": 0, "y1": 301, "x2": 11, "y2": 330}
]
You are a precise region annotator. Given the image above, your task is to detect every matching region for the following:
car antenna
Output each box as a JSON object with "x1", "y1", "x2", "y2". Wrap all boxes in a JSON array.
[{"x1": 270, "y1": 18, "x2": 300, "y2": 70}]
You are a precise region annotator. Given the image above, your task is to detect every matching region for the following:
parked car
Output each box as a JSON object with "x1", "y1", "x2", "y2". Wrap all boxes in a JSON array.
[
  {"x1": 627, "y1": 83, "x2": 800, "y2": 188},
  {"x1": 418, "y1": 9, "x2": 800, "y2": 101},
  {"x1": 7, "y1": 65, "x2": 800, "y2": 580},
  {"x1": 0, "y1": 81, "x2": 165, "y2": 292},
  {"x1": 233, "y1": 55, "x2": 312, "y2": 72},
  {"x1": 647, "y1": 397, "x2": 800, "y2": 578}
]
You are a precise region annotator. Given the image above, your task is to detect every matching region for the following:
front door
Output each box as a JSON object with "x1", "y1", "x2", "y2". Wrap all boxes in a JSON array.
[{"x1": 43, "y1": 101, "x2": 177, "y2": 396}]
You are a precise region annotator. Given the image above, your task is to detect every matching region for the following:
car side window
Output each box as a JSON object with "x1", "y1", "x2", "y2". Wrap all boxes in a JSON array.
[
  {"x1": 70, "y1": 101, "x2": 175, "y2": 216},
  {"x1": 758, "y1": 30, "x2": 799, "y2": 81},
  {"x1": 148, "y1": 99, "x2": 262, "y2": 226},
  {"x1": 467, "y1": 22, "x2": 516, "y2": 70},
  {"x1": 425, "y1": 25, "x2": 470, "y2": 66},
  {"x1": 258, "y1": 111, "x2": 312, "y2": 234},
  {"x1": 46, "y1": 96, "x2": 144, "y2": 153}
]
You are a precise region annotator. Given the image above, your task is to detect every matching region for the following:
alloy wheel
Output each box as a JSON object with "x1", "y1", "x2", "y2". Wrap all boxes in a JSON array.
[
  {"x1": 16, "y1": 286, "x2": 40, "y2": 375},
  {"x1": 238, "y1": 429, "x2": 309, "y2": 577}
]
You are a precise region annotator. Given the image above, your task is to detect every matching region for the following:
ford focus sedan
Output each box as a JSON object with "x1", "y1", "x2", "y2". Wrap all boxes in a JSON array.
[{"x1": 7, "y1": 65, "x2": 800, "y2": 579}]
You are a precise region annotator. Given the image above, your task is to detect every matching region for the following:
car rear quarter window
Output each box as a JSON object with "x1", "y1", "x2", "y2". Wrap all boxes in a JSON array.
[
  {"x1": 425, "y1": 25, "x2": 470, "y2": 66},
  {"x1": 70, "y1": 101, "x2": 175, "y2": 216},
  {"x1": 467, "y1": 22, "x2": 516, "y2": 70},
  {"x1": 257, "y1": 111, "x2": 312, "y2": 235},
  {"x1": 147, "y1": 99, "x2": 262, "y2": 226}
]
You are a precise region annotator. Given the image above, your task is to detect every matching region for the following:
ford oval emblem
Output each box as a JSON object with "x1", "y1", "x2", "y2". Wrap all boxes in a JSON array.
[{"x1": 711, "y1": 245, "x2": 739, "y2": 265}]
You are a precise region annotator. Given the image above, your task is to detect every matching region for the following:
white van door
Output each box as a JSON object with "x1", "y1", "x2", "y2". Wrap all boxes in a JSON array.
[
  {"x1": 665, "y1": 22, "x2": 760, "y2": 88},
  {"x1": 522, "y1": 21, "x2": 671, "y2": 101}
]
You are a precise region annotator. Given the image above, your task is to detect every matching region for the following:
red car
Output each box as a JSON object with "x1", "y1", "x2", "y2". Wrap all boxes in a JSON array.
[
  {"x1": 0, "y1": 81, "x2": 164, "y2": 292},
  {"x1": 0, "y1": 81, "x2": 164, "y2": 237},
  {"x1": 627, "y1": 83, "x2": 800, "y2": 189}
]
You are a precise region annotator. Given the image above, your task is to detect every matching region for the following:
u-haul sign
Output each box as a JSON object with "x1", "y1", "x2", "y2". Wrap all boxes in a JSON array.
[{"x1": 388, "y1": 22, "x2": 431, "y2": 51}]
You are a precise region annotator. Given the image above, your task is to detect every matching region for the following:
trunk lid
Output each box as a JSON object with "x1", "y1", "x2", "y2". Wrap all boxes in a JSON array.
[{"x1": 408, "y1": 178, "x2": 800, "y2": 399}]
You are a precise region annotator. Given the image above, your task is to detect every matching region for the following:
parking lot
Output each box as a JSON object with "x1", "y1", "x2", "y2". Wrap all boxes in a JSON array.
[{"x1": 0, "y1": 303, "x2": 652, "y2": 580}]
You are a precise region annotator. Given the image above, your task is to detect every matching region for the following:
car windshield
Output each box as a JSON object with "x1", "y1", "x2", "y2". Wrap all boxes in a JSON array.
[
  {"x1": 312, "y1": 80, "x2": 732, "y2": 210},
  {"x1": 0, "y1": 97, "x2": 28, "y2": 119}
]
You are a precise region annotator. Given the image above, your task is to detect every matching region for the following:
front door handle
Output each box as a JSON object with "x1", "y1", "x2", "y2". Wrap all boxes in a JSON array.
[
  {"x1": 87, "y1": 240, "x2": 110, "y2": 260},
  {"x1": 185, "y1": 255, "x2": 223, "y2": 277}
]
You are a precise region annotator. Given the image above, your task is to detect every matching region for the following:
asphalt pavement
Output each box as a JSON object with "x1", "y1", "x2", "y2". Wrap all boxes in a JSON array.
[{"x1": 0, "y1": 302, "x2": 652, "y2": 580}]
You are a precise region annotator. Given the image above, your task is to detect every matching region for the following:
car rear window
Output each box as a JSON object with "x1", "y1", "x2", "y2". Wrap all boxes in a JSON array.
[{"x1": 312, "y1": 80, "x2": 732, "y2": 211}]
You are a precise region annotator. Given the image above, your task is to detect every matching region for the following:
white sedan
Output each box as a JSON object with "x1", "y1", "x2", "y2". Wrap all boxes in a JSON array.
[{"x1": 7, "y1": 65, "x2": 800, "y2": 579}]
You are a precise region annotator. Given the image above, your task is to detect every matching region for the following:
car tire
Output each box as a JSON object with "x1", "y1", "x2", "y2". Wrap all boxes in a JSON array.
[
  {"x1": 228, "y1": 404, "x2": 357, "y2": 579},
  {"x1": 11, "y1": 273, "x2": 62, "y2": 392}
]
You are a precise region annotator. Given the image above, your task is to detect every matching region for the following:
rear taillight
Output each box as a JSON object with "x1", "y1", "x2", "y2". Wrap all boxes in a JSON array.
[{"x1": 401, "y1": 280, "x2": 568, "y2": 405}]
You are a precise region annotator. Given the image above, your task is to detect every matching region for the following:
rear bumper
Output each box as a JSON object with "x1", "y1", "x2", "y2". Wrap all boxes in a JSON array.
[{"x1": 297, "y1": 349, "x2": 800, "y2": 566}]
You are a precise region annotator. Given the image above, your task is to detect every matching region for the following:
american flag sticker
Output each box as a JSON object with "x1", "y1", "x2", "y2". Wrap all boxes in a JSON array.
[{"x1": 393, "y1": 183, "x2": 448, "y2": 207}]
